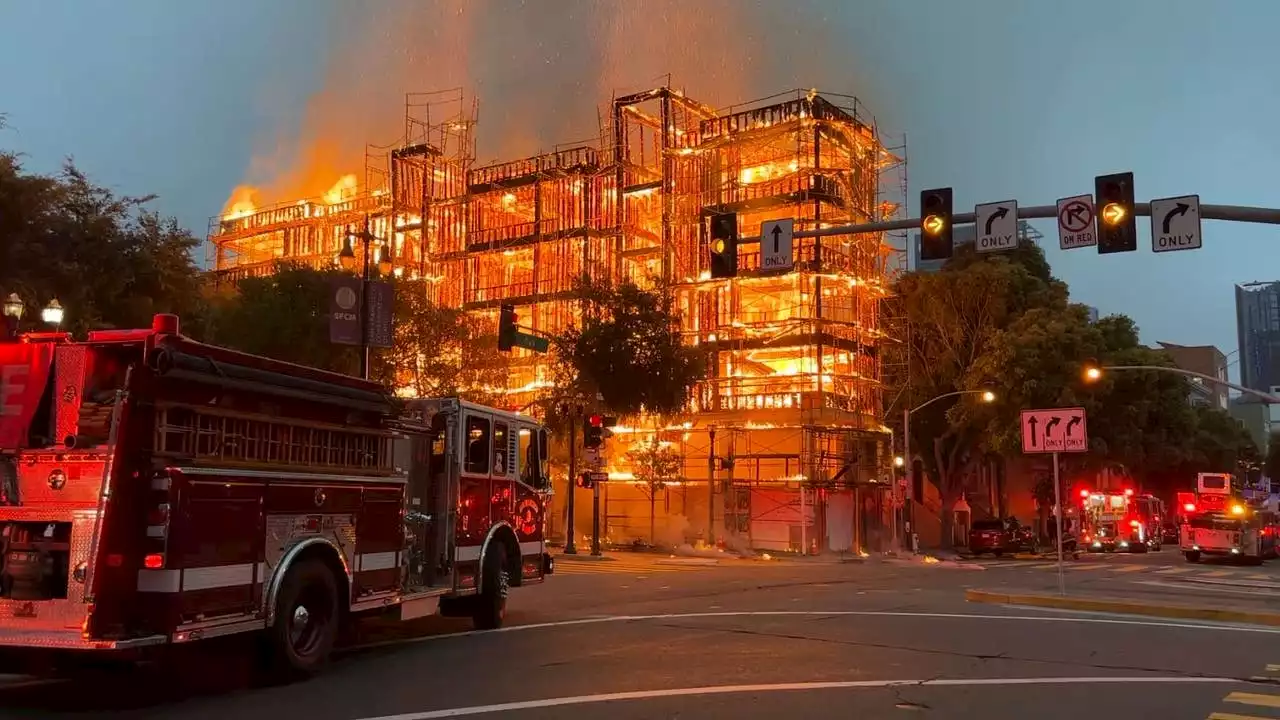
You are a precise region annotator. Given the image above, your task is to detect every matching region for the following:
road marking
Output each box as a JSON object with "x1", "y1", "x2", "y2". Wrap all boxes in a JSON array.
[
  {"x1": 1155, "y1": 567, "x2": 1197, "y2": 575},
  {"x1": 1107, "y1": 564, "x2": 1149, "y2": 573},
  {"x1": 1209, "y1": 712, "x2": 1274, "y2": 720},
  {"x1": 1068, "y1": 564, "x2": 1108, "y2": 571},
  {"x1": 1204, "y1": 570, "x2": 1237, "y2": 578},
  {"x1": 1226, "y1": 691, "x2": 1280, "y2": 708},
  {"x1": 1267, "y1": 664, "x2": 1280, "y2": 672},
  {"x1": 1243, "y1": 574, "x2": 1274, "y2": 581},
  {"x1": 351, "y1": 676, "x2": 1239, "y2": 719},
  {"x1": 346, "y1": 608, "x2": 1280, "y2": 653}
]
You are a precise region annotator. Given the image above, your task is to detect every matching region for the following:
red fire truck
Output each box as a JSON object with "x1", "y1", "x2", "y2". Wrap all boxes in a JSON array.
[
  {"x1": 0, "y1": 315, "x2": 552, "y2": 676},
  {"x1": 1079, "y1": 488, "x2": 1158, "y2": 553}
]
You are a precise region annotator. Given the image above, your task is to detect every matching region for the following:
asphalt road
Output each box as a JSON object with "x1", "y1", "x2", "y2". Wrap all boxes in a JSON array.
[{"x1": 1, "y1": 553, "x2": 1279, "y2": 719}]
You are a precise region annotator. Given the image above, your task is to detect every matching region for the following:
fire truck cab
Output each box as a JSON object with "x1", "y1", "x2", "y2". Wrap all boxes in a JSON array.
[
  {"x1": 1080, "y1": 488, "x2": 1156, "y2": 553},
  {"x1": 0, "y1": 315, "x2": 552, "y2": 676}
]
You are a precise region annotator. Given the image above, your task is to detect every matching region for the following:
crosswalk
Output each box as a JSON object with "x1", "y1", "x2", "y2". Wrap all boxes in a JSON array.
[
  {"x1": 1207, "y1": 663, "x2": 1280, "y2": 719},
  {"x1": 552, "y1": 557, "x2": 722, "y2": 576},
  {"x1": 972, "y1": 557, "x2": 1280, "y2": 584}
]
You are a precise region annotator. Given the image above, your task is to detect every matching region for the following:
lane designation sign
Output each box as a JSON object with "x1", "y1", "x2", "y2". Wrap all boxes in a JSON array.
[
  {"x1": 1150, "y1": 195, "x2": 1201, "y2": 253},
  {"x1": 1056, "y1": 194, "x2": 1096, "y2": 250},
  {"x1": 760, "y1": 218, "x2": 795, "y2": 271},
  {"x1": 975, "y1": 200, "x2": 1018, "y2": 254},
  {"x1": 1021, "y1": 407, "x2": 1088, "y2": 454}
]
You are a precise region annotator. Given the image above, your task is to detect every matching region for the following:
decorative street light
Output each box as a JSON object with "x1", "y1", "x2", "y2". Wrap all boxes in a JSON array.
[
  {"x1": 41, "y1": 299, "x2": 64, "y2": 328},
  {"x1": 898, "y1": 389, "x2": 997, "y2": 554},
  {"x1": 336, "y1": 220, "x2": 394, "y2": 379},
  {"x1": 3, "y1": 293, "x2": 25, "y2": 341}
]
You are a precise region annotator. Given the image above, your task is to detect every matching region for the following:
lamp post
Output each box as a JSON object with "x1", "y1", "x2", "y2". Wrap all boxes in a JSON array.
[
  {"x1": 1084, "y1": 364, "x2": 1280, "y2": 404},
  {"x1": 2, "y1": 293, "x2": 23, "y2": 340},
  {"x1": 900, "y1": 389, "x2": 996, "y2": 553},
  {"x1": 41, "y1": 299, "x2": 64, "y2": 329},
  {"x1": 338, "y1": 219, "x2": 394, "y2": 380}
]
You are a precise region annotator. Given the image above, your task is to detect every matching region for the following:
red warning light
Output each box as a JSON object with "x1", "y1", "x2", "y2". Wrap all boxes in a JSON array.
[
  {"x1": 588, "y1": 414, "x2": 603, "y2": 427},
  {"x1": 1123, "y1": 488, "x2": 1134, "y2": 497},
  {"x1": 1079, "y1": 489, "x2": 1090, "y2": 498},
  {"x1": 1183, "y1": 503, "x2": 1196, "y2": 512}
]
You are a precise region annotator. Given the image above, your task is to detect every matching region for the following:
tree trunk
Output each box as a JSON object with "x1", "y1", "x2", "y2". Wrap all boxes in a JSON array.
[{"x1": 649, "y1": 489, "x2": 657, "y2": 545}]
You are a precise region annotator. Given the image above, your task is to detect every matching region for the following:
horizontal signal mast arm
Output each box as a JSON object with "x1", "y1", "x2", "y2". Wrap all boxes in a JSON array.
[{"x1": 732, "y1": 203, "x2": 1280, "y2": 244}]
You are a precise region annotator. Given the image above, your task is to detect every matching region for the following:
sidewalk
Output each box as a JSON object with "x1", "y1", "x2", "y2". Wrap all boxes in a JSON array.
[{"x1": 967, "y1": 584, "x2": 1280, "y2": 626}]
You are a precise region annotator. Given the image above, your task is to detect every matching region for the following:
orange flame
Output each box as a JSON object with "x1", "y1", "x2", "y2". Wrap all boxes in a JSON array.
[
  {"x1": 322, "y1": 174, "x2": 359, "y2": 205},
  {"x1": 221, "y1": 185, "x2": 258, "y2": 221}
]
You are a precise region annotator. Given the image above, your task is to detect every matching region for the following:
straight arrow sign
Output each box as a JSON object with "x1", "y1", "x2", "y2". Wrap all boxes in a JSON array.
[{"x1": 1027, "y1": 416, "x2": 1039, "y2": 447}]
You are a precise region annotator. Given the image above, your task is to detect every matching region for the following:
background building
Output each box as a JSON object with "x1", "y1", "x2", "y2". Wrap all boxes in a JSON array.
[
  {"x1": 1236, "y1": 281, "x2": 1280, "y2": 395},
  {"x1": 209, "y1": 86, "x2": 908, "y2": 554},
  {"x1": 1157, "y1": 341, "x2": 1229, "y2": 410}
]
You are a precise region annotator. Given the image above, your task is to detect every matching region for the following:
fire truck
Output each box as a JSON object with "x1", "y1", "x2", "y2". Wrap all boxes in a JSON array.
[
  {"x1": 0, "y1": 315, "x2": 553, "y2": 676},
  {"x1": 1180, "y1": 473, "x2": 1277, "y2": 564},
  {"x1": 1079, "y1": 488, "x2": 1158, "y2": 553}
]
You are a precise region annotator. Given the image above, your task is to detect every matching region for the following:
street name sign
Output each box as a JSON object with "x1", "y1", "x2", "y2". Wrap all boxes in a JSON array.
[
  {"x1": 1020, "y1": 407, "x2": 1088, "y2": 454},
  {"x1": 1150, "y1": 194, "x2": 1202, "y2": 253},
  {"x1": 1056, "y1": 194, "x2": 1096, "y2": 250},
  {"x1": 760, "y1": 218, "x2": 795, "y2": 271},
  {"x1": 976, "y1": 200, "x2": 1018, "y2": 253}
]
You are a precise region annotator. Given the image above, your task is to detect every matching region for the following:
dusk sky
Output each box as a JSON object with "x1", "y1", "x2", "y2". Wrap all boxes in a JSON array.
[{"x1": 2, "y1": 0, "x2": 1275, "y2": 376}]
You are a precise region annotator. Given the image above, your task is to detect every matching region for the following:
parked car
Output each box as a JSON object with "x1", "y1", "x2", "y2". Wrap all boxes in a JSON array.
[
  {"x1": 969, "y1": 517, "x2": 1037, "y2": 556},
  {"x1": 1162, "y1": 522, "x2": 1179, "y2": 545}
]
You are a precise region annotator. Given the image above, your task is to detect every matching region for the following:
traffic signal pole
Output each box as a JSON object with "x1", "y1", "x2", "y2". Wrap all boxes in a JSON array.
[
  {"x1": 727, "y1": 202, "x2": 1280, "y2": 246},
  {"x1": 565, "y1": 412, "x2": 578, "y2": 555}
]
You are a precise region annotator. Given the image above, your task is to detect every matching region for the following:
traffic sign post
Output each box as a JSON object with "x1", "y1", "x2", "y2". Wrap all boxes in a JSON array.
[
  {"x1": 760, "y1": 219, "x2": 795, "y2": 271},
  {"x1": 1056, "y1": 194, "x2": 1096, "y2": 250},
  {"x1": 1021, "y1": 406, "x2": 1087, "y2": 596},
  {"x1": 975, "y1": 200, "x2": 1018, "y2": 253},
  {"x1": 1150, "y1": 194, "x2": 1202, "y2": 253}
]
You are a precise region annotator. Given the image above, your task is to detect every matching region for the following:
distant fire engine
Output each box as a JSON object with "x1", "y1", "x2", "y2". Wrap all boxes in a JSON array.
[
  {"x1": 1078, "y1": 488, "x2": 1160, "y2": 553},
  {"x1": 1179, "y1": 473, "x2": 1278, "y2": 564},
  {"x1": 0, "y1": 315, "x2": 552, "y2": 676}
]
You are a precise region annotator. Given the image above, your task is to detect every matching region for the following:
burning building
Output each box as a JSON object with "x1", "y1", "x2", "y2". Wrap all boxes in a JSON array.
[{"x1": 210, "y1": 86, "x2": 908, "y2": 554}]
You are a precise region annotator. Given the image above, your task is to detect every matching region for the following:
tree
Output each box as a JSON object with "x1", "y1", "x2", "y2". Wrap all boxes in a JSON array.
[
  {"x1": 625, "y1": 435, "x2": 683, "y2": 544},
  {"x1": 206, "y1": 262, "x2": 361, "y2": 375},
  {"x1": 371, "y1": 278, "x2": 509, "y2": 404},
  {"x1": 898, "y1": 241, "x2": 1066, "y2": 544},
  {"x1": 0, "y1": 154, "x2": 204, "y2": 336},
  {"x1": 551, "y1": 277, "x2": 706, "y2": 416}
]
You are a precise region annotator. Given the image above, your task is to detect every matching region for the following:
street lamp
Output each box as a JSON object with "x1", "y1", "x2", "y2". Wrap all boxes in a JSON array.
[
  {"x1": 336, "y1": 221, "x2": 394, "y2": 379},
  {"x1": 1084, "y1": 363, "x2": 1280, "y2": 404},
  {"x1": 41, "y1": 299, "x2": 64, "y2": 328},
  {"x1": 3, "y1": 293, "x2": 24, "y2": 341},
  {"x1": 893, "y1": 455, "x2": 905, "y2": 468},
  {"x1": 898, "y1": 389, "x2": 996, "y2": 553}
]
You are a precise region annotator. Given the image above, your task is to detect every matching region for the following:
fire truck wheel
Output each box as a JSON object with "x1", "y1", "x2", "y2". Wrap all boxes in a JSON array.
[
  {"x1": 269, "y1": 558, "x2": 340, "y2": 677},
  {"x1": 473, "y1": 543, "x2": 509, "y2": 630},
  {"x1": 1184, "y1": 551, "x2": 1201, "y2": 563}
]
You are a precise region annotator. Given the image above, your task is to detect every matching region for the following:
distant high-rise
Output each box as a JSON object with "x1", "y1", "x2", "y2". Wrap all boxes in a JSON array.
[{"x1": 1236, "y1": 281, "x2": 1280, "y2": 395}]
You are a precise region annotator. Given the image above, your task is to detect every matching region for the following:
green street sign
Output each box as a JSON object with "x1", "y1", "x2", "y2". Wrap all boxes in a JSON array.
[{"x1": 512, "y1": 331, "x2": 549, "y2": 353}]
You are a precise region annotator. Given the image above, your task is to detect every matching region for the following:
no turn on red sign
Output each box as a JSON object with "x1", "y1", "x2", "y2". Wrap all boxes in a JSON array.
[{"x1": 1056, "y1": 194, "x2": 1096, "y2": 250}]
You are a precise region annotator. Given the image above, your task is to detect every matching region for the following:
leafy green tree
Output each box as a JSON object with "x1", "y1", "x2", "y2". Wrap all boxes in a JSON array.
[
  {"x1": 0, "y1": 155, "x2": 204, "y2": 336},
  {"x1": 206, "y1": 262, "x2": 361, "y2": 375},
  {"x1": 898, "y1": 242, "x2": 1065, "y2": 543},
  {"x1": 371, "y1": 278, "x2": 509, "y2": 404},
  {"x1": 551, "y1": 277, "x2": 706, "y2": 417}
]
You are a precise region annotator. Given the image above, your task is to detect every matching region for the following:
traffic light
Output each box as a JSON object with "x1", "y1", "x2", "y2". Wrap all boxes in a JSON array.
[
  {"x1": 1095, "y1": 172, "x2": 1136, "y2": 255},
  {"x1": 708, "y1": 212, "x2": 738, "y2": 279},
  {"x1": 918, "y1": 187, "x2": 954, "y2": 261},
  {"x1": 497, "y1": 303, "x2": 517, "y2": 352},
  {"x1": 577, "y1": 472, "x2": 595, "y2": 490},
  {"x1": 584, "y1": 414, "x2": 604, "y2": 449}
]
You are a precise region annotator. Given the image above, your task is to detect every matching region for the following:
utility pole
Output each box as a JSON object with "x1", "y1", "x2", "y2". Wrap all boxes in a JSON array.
[
  {"x1": 707, "y1": 425, "x2": 716, "y2": 548},
  {"x1": 564, "y1": 409, "x2": 578, "y2": 555},
  {"x1": 591, "y1": 479, "x2": 602, "y2": 556}
]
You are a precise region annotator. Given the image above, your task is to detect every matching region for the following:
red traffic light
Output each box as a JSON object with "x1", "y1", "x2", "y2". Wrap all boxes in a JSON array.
[{"x1": 588, "y1": 414, "x2": 603, "y2": 428}]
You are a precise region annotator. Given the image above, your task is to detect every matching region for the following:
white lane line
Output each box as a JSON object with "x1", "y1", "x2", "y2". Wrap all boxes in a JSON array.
[
  {"x1": 347, "y1": 608, "x2": 1280, "y2": 652},
  {"x1": 353, "y1": 676, "x2": 1239, "y2": 719}
]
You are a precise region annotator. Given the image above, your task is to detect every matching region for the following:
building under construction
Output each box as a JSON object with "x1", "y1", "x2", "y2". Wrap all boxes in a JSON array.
[{"x1": 210, "y1": 86, "x2": 908, "y2": 554}]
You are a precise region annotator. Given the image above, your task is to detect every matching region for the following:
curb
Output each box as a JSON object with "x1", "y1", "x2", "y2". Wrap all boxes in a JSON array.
[
  {"x1": 655, "y1": 558, "x2": 720, "y2": 567},
  {"x1": 553, "y1": 553, "x2": 617, "y2": 562},
  {"x1": 965, "y1": 588, "x2": 1280, "y2": 626}
]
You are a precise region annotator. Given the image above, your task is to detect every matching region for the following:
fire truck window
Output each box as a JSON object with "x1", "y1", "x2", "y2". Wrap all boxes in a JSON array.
[
  {"x1": 464, "y1": 415, "x2": 490, "y2": 475},
  {"x1": 538, "y1": 429, "x2": 549, "y2": 484},
  {"x1": 493, "y1": 422, "x2": 509, "y2": 477},
  {"x1": 519, "y1": 427, "x2": 533, "y2": 484}
]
